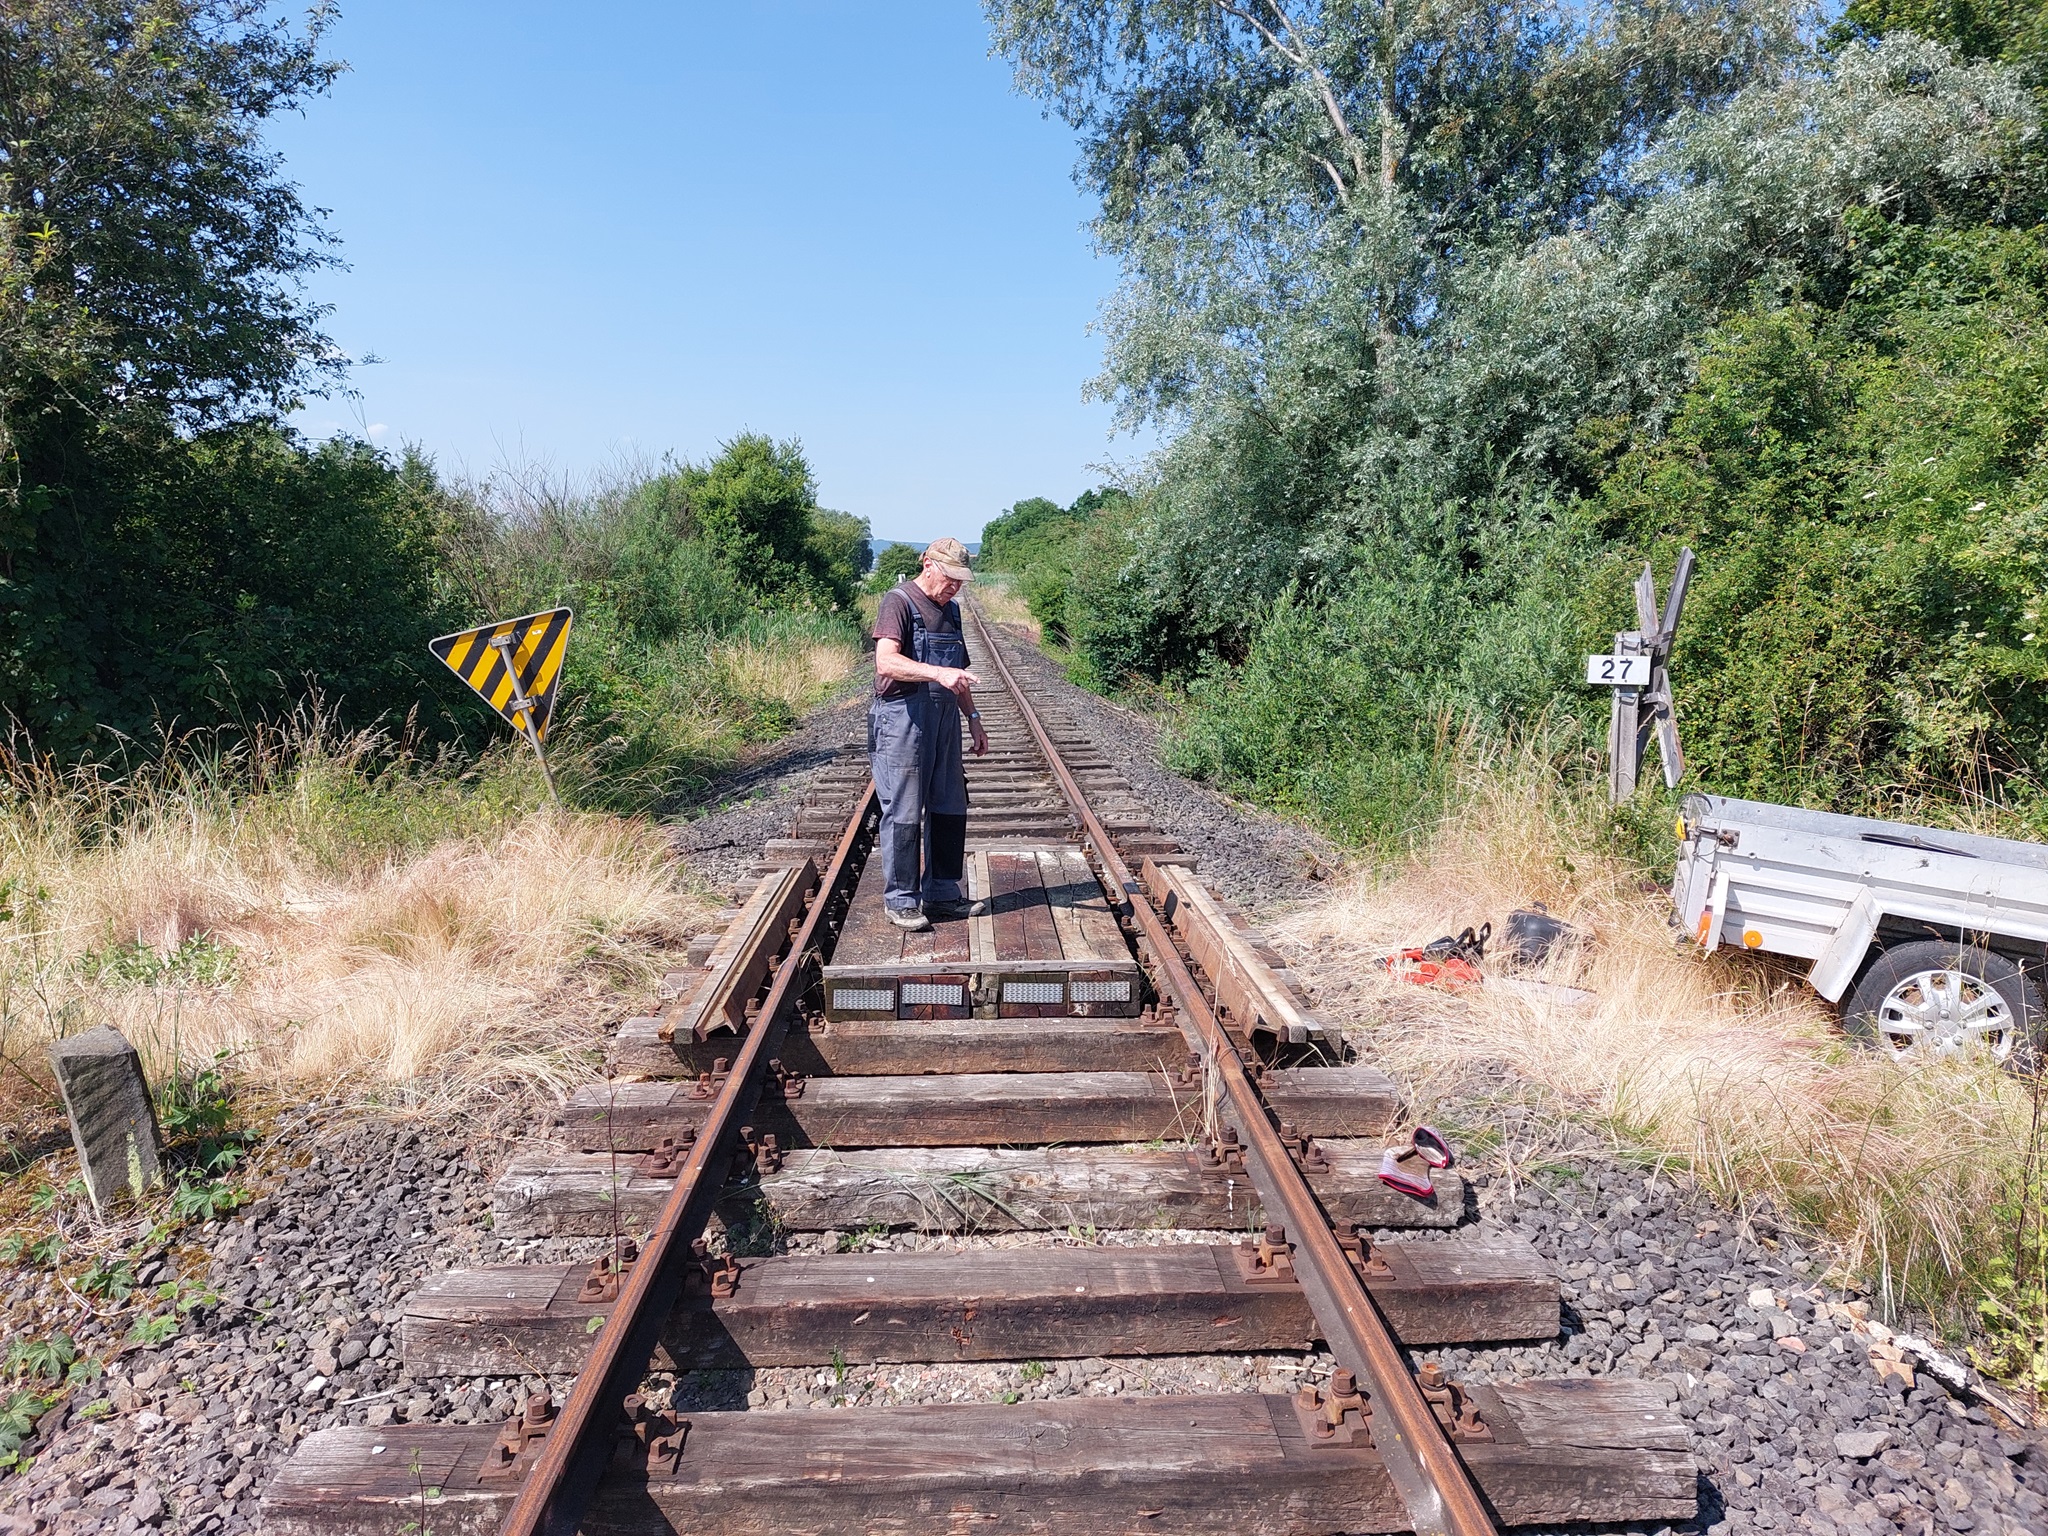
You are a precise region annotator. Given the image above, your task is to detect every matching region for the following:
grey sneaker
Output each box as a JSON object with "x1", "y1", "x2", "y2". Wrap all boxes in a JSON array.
[
  {"x1": 924, "y1": 898, "x2": 988, "y2": 921},
  {"x1": 885, "y1": 906, "x2": 932, "y2": 932}
]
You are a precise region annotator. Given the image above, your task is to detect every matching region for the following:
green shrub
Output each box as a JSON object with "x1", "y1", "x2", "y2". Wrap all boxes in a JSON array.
[
  {"x1": 866, "y1": 542, "x2": 924, "y2": 592},
  {"x1": 1594, "y1": 220, "x2": 2048, "y2": 817},
  {"x1": 2, "y1": 425, "x2": 461, "y2": 760}
]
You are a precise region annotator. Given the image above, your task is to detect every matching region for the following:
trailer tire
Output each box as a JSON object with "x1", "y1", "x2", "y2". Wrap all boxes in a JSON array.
[{"x1": 1842, "y1": 939, "x2": 2042, "y2": 1069}]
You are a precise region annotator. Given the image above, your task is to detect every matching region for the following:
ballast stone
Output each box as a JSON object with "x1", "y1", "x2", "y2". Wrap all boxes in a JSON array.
[
  {"x1": 1835, "y1": 1429, "x2": 1891, "y2": 1460},
  {"x1": 48, "y1": 1024, "x2": 164, "y2": 1215}
]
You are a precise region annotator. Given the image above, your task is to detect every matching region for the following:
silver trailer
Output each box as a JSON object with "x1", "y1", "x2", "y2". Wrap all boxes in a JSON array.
[{"x1": 1671, "y1": 793, "x2": 2048, "y2": 1065}]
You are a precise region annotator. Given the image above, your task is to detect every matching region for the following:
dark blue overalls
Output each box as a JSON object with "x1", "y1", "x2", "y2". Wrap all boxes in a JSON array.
[{"x1": 868, "y1": 589, "x2": 970, "y2": 913}]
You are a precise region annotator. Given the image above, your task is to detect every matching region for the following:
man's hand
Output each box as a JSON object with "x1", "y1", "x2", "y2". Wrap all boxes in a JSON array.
[
  {"x1": 969, "y1": 716, "x2": 989, "y2": 756},
  {"x1": 932, "y1": 666, "x2": 981, "y2": 699}
]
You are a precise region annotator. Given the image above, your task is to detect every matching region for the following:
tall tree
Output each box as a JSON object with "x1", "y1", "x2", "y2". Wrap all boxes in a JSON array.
[
  {"x1": 987, "y1": 0, "x2": 1795, "y2": 411},
  {"x1": 0, "y1": 0, "x2": 341, "y2": 475},
  {"x1": 0, "y1": 3, "x2": 463, "y2": 757}
]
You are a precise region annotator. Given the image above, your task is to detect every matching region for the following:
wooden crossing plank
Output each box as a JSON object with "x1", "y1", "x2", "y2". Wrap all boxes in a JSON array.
[
  {"x1": 610, "y1": 1014, "x2": 1185, "y2": 1078},
  {"x1": 987, "y1": 849, "x2": 1037, "y2": 958},
  {"x1": 262, "y1": 1380, "x2": 1695, "y2": 1536},
  {"x1": 1056, "y1": 846, "x2": 1127, "y2": 956},
  {"x1": 550, "y1": 1065, "x2": 1398, "y2": 1151},
  {"x1": 1018, "y1": 853, "x2": 1063, "y2": 961},
  {"x1": 1146, "y1": 859, "x2": 1335, "y2": 1047},
  {"x1": 821, "y1": 840, "x2": 1138, "y2": 1019},
  {"x1": 400, "y1": 1232, "x2": 1559, "y2": 1375},
  {"x1": 830, "y1": 857, "x2": 904, "y2": 967},
  {"x1": 490, "y1": 1141, "x2": 1464, "y2": 1237}
]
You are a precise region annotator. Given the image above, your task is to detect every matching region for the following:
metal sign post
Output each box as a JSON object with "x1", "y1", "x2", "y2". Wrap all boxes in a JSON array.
[
  {"x1": 490, "y1": 632, "x2": 561, "y2": 805},
  {"x1": 1588, "y1": 549, "x2": 1693, "y2": 803}
]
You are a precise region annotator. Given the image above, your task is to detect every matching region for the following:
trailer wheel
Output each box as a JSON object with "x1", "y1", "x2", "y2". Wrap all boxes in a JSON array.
[{"x1": 1842, "y1": 940, "x2": 2042, "y2": 1069}]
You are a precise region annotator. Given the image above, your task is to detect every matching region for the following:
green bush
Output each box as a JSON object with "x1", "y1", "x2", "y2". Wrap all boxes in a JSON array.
[
  {"x1": 2, "y1": 424, "x2": 460, "y2": 759},
  {"x1": 866, "y1": 542, "x2": 924, "y2": 592},
  {"x1": 1594, "y1": 219, "x2": 2048, "y2": 816}
]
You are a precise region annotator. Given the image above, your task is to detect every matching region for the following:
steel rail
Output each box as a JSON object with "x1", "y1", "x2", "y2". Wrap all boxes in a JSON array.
[
  {"x1": 495, "y1": 783, "x2": 878, "y2": 1536},
  {"x1": 966, "y1": 600, "x2": 1498, "y2": 1536}
]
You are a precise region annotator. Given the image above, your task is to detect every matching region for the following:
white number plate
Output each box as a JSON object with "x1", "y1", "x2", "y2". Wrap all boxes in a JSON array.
[{"x1": 1585, "y1": 654, "x2": 1652, "y2": 687}]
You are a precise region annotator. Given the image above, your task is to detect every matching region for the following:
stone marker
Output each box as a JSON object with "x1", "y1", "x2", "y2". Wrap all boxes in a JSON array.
[{"x1": 48, "y1": 1026, "x2": 164, "y2": 1215}]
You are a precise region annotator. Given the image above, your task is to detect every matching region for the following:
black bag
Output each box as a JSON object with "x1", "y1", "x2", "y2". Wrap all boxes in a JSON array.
[{"x1": 1497, "y1": 903, "x2": 1583, "y2": 971}]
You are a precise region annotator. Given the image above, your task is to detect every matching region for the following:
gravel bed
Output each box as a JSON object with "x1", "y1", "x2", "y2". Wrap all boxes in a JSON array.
[
  {"x1": 5, "y1": 652, "x2": 2043, "y2": 1536},
  {"x1": 0, "y1": 1117, "x2": 510, "y2": 1536},
  {"x1": 664, "y1": 682, "x2": 868, "y2": 897}
]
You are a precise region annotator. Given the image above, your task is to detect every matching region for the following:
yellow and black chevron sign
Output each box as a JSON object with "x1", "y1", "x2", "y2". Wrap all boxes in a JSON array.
[{"x1": 429, "y1": 608, "x2": 573, "y2": 742}]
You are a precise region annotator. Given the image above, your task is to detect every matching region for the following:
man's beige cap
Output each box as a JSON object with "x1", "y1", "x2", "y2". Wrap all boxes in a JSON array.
[{"x1": 923, "y1": 537, "x2": 974, "y2": 582}]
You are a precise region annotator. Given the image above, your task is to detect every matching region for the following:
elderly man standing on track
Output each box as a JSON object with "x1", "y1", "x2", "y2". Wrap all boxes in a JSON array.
[{"x1": 869, "y1": 536, "x2": 990, "y2": 932}]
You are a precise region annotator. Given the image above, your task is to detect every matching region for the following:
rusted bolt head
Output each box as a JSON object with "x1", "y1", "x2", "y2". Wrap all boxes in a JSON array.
[
  {"x1": 1330, "y1": 1368, "x2": 1356, "y2": 1399},
  {"x1": 691, "y1": 1237, "x2": 711, "y2": 1259},
  {"x1": 679, "y1": 1125, "x2": 697, "y2": 1146},
  {"x1": 762, "y1": 1133, "x2": 781, "y2": 1153},
  {"x1": 1263, "y1": 1224, "x2": 1286, "y2": 1248},
  {"x1": 525, "y1": 1393, "x2": 555, "y2": 1426},
  {"x1": 1185, "y1": 1052, "x2": 1202, "y2": 1072},
  {"x1": 1278, "y1": 1121, "x2": 1299, "y2": 1141},
  {"x1": 1417, "y1": 1362, "x2": 1445, "y2": 1389},
  {"x1": 713, "y1": 1056, "x2": 731, "y2": 1075},
  {"x1": 620, "y1": 1238, "x2": 640, "y2": 1262},
  {"x1": 1220, "y1": 1125, "x2": 1240, "y2": 1147}
]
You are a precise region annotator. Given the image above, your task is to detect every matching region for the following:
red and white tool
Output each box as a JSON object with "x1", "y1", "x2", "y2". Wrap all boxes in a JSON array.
[{"x1": 1378, "y1": 1124, "x2": 1453, "y2": 1197}]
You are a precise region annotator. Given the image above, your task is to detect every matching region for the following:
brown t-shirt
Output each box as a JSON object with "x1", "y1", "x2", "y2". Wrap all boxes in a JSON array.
[{"x1": 872, "y1": 580, "x2": 967, "y2": 700}]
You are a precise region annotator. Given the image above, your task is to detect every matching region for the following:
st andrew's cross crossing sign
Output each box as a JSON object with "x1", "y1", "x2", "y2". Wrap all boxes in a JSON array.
[{"x1": 430, "y1": 608, "x2": 572, "y2": 799}]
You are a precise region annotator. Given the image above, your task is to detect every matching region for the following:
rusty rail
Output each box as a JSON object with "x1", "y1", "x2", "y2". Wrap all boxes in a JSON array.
[
  {"x1": 494, "y1": 784, "x2": 877, "y2": 1536},
  {"x1": 965, "y1": 599, "x2": 1498, "y2": 1536}
]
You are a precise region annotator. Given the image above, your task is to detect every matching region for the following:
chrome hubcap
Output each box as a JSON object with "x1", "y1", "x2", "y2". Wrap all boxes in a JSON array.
[{"x1": 1874, "y1": 968, "x2": 2017, "y2": 1062}]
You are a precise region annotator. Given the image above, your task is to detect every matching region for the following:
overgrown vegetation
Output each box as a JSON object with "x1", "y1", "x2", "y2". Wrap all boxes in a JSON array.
[
  {"x1": 0, "y1": 720, "x2": 718, "y2": 1134},
  {"x1": 988, "y1": 0, "x2": 2048, "y2": 840},
  {"x1": 1284, "y1": 744, "x2": 2048, "y2": 1389},
  {"x1": 1, "y1": 5, "x2": 866, "y2": 803},
  {"x1": 977, "y1": 488, "x2": 1131, "y2": 658},
  {"x1": 987, "y1": 0, "x2": 2048, "y2": 1384}
]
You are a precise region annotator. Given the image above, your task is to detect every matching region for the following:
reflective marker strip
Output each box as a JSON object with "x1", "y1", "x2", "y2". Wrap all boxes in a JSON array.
[
  {"x1": 831, "y1": 988, "x2": 895, "y2": 1011},
  {"x1": 1001, "y1": 981, "x2": 1064, "y2": 1004},
  {"x1": 1069, "y1": 980, "x2": 1131, "y2": 1003},
  {"x1": 901, "y1": 983, "x2": 965, "y2": 1006}
]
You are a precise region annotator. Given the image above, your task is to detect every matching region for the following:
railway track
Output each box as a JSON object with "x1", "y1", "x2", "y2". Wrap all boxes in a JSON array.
[{"x1": 258, "y1": 601, "x2": 1698, "y2": 1536}]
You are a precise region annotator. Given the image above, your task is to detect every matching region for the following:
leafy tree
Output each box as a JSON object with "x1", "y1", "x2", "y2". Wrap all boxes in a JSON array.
[
  {"x1": 0, "y1": 4, "x2": 482, "y2": 756},
  {"x1": 867, "y1": 541, "x2": 924, "y2": 591},
  {"x1": 1836, "y1": 0, "x2": 2048, "y2": 69},
  {"x1": 1594, "y1": 219, "x2": 2048, "y2": 811},
  {"x1": 979, "y1": 498, "x2": 1067, "y2": 570},
  {"x1": 681, "y1": 433, "x2": 863, "y2": 608},
  {"x1": 979, "y1": 489, "x2": 1133, "y2": 644},
  {"x1": 0, "y1": 1, "x2": 342, "y2": 478},
  {"x1": 807, "y1": 508, "x2": 875, "y2": 601}
]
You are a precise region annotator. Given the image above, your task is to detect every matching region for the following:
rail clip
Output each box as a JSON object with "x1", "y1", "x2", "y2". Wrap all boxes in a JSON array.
[{"x1": 1294, "y1": 1369, "x2": 1374, "y2": 1448}]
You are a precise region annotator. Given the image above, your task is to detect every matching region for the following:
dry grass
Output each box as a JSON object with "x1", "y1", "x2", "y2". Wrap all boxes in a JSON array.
[
  {"x1": 1277, "y1": 745, "x2": 2043, "y2": 1328},
  {"x1": 971, "y1": 576, "x2": 1042, "y2": 643},
  {"x1": 0, "y1": 739, "x2": 715, "y2": 1140},
  {"x1": 713, "y1": 633, "x2": 860, "y2": 714}
]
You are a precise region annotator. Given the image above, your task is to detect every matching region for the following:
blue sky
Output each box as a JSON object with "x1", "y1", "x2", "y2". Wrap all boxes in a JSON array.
[{"x1": 269, "y1": 2, "x2": 1141, "y2": 544}]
